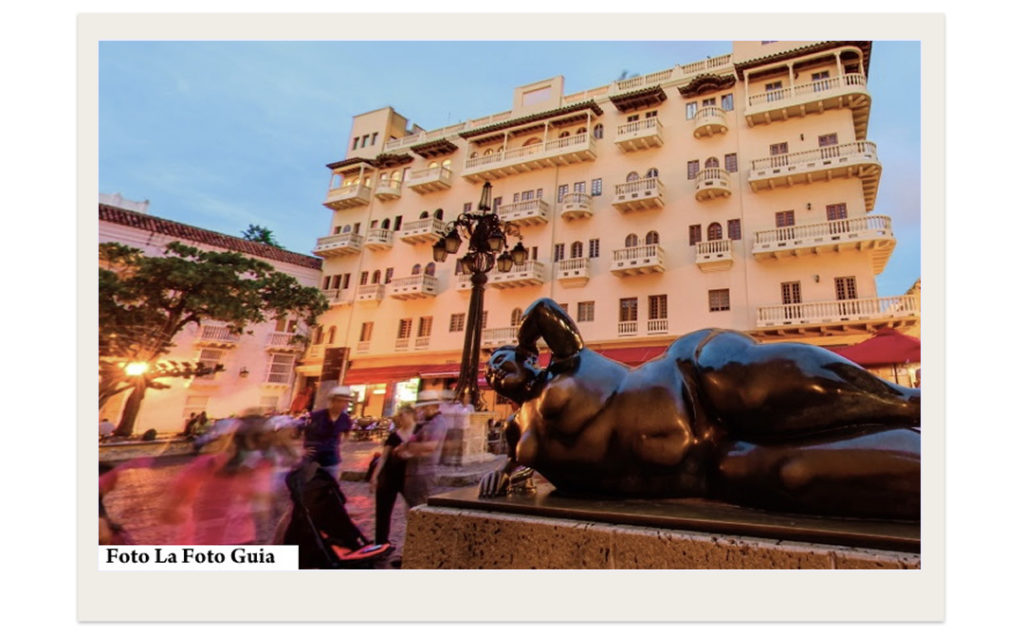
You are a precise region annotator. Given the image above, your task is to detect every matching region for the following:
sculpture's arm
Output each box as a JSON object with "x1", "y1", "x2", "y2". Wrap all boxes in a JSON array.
[
  {"x1": 479, "y1": 415, "x2": 534, "y2": 497},
  {"x1": 516, "y1": 298, "x2": 584, "y2": 361}
]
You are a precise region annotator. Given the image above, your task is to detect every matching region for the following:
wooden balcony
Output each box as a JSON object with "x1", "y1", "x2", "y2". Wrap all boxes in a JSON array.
[
  {"x1": 195, "y1": 325, "x2": 240, "y2": 348},
  {"x1": 753, "y1": 215, "x2": 895, "y2": 274},
  {"x1": 745, "y1": 73, "x2": 871, "y2": 139},
  {"x1": 611, "y1": 244, "x2": 665, "y2": 276},
  {"x1": 462, "y1": 133, "x2": 596, "y2": 183},
  {"x1": 612, "y1": 177, "x2": 664, "y2": 213},
  {"x1": 694, "y1": 168, "x2": 732, "y2": 201},
  {"x1": 490, "y1": 260, "x2": 546, "y2": 289},
  {"x1": 755, "y1": 294, "x2": 920, "y2": 337},
  {"x1": 323, "y1": 183, "x2": 371, "y2": 210},
  {"x1": 559, "y1": 192, "x2": 592, "y2": 221},
  {"x1": 398, "y1": 217, "x2": 446, "y2": 244},
  {"x1": 497, "y1": 199, "x2": 550, "y2": 227},
  {"x1": 483, "y1": 326, "x2": 517, "y2": 348},
  {"x1": 748, "y1": 141, "x2": 881, "y2": 211},
  {"x1": 614, "y1": 118, "x2": 664, "y2": 152},
  {"x1": 265, "y1": 332, "x2": 304, "y2": 351},
  {"x1": 312, "y1": 233, "x2": 363, "y2": 257},
  {"x1": 388, "y1": 274, "x2": 439, "y2": 300},
  {"x1": 406, "y1": 166, "x2": 453, "y2": 193},
  {"x1": 556, "y1": 257, "x2": 591, "y2": 288},
  {"x1": 321, "y1": 287, "x2": 354, "y2": 306},
  {"x1": 355, "y1": 283, "x2": 385, "y2": 302},
  {"x1": 693, "y1": 106, "x2": 728, "y2": 138},
  {"x1": 695, "y1": 239, "x2": 734, "y2": 271},
  {"x1": 374, "y1": 179, "x2": 402, "y2": 201},
  {"x1": 364, "y1": 228, "x2": 394, "y2": 251}
]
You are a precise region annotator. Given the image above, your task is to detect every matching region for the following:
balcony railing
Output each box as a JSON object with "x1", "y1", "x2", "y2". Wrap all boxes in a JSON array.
[
  {"x1": 695, "y1": 239, "x2": 734, "y2": 271},
  {"x1": 355, "y1": 283, "x2": 385, "y2": 302},
  {"x1": 482, "y1": 326, "x2": 518, "y2": 347},
  {"x1": 560, "y1": 192, "x2": 592, "y2": 220},
  {"x1": 612, "y1": 177, "x2": 664, "y2": 213},
  {"x1": 556, "y1": 257, "x2": 591, "y2": 287},
  {"x1": 746, "y1": 73, "x2": 871, "y2": 139},
  {"x1": 610, "y1": 55, "x2": 731, "y2": 94},
  {"x1": 462, "y1": 133, "x2": 596, "y2": 182},
  {"x1": 383, "y1": 122, "x2": 469, "y2": 152},
  {"x1": 614, "y1": 118, "x2": 663, "y2": 152},
  {"x1": 322, "y1": 287, "x2": 354, "y2": 305},
  {"x1": 323, "y1": 183, "x2": 371, "y2": 210},
  {"x1": 647, "y1": 319, "x2": 669, "y2": 334},
  {"x1": 693, "y1": 106, "x2": 728, "y2": 138},
  {"x1": 490, "y1": 260, "x2": 546, "y2": 289},
  {"x1": 753, "y1": 215, "x2": 895, "y2": 274},
  {"x1": 611, "y1": 244, "x2": 665, "y2": 276},
  {"x1": 266, "y1": 332, "x2": 303, "y2": 350},
  {"x1": 756, "y1": 295, "x2": 920, "y2": 330},
  {"x1": 748, "y1": 141, "x2": 881, "y2": 211},
  {"x1": 618, "y1": 321, "x2": 638, "y2": 337},
  {"x1": 398, "y1": 217, "x2": 446, "y2": 244},
  {"x1": 312, "y1": 232, "x2": 363, "y2": 257},
  {"x1": 196, "y1": 325, "x2": 240, "y2": 347},
  {"x1": 356, "y1": 341, "x2": 371, "y2": 354},
  {"x1": 364, "y1": 228, "x2": 394, "y2": 251},
  {"x1": 395, "y1": 337, "x2": 411, "y2": 351},
  {"x1": 374, "y1": 179, "x2": 402, "y2": 201},
  {"x1": 497, "y1": 199, "x2": 550, "y2": 226},
  {"x1": 414, "y1": 336, "x2": 431, "y2": 350},
  {"x1": 388, "y1": 274, "x2": 439, "y2": 300},
  {"x1": 406, "y1": 166, "x2": 453, "y2": 194},
  {"x1": 694, "y1": 168, "x2": 732, "y2": 201}
]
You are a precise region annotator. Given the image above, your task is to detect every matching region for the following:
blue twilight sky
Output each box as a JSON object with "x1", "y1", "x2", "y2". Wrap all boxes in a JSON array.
[{"x1": 99, "y1": 40, "x2": 920, "y2": 296}]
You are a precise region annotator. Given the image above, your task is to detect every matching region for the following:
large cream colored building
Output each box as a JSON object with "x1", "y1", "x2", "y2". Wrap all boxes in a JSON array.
[
  {"x1": 99, "y1": 198, "x2": 323, "y2": 434},
  {"x1": 302, "y1": 41, "x2": 919, "y2": 418}
]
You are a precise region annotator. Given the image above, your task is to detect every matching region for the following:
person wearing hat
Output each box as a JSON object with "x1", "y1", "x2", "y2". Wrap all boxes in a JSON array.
[
  {"x1": 304, "y1": 385, "x2": 355, "y2": 480},
  {"x1": 392, "y1": 389, "x2": 450, "y2": 509}
]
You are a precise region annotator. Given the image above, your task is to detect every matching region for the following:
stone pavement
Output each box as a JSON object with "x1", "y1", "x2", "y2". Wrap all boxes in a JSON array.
[{"x1": 101, "y1": 438, "x2": 504, "y2": 568}]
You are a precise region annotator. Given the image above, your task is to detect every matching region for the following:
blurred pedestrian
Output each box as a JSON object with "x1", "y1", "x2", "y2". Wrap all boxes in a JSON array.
[
  {"x1": 304, "y1": 386, "x2": 354, "y2": 480},
  {"x1": 392, "y1": 390, "x2": 450, "y2": 509},
  {"x1": 370, "y1": 404, "x2": 417, "y2": 545}
]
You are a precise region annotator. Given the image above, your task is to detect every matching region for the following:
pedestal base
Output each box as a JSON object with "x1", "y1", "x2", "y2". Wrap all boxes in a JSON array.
[
  {"x1": 440, "y1": 411, "x2": 495, "y2": 466},
  {"x1": 403, "y1": 485, "x2": 920, "y2": 570}
]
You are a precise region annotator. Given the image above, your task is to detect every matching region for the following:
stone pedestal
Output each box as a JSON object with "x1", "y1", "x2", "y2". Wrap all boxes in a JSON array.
[
  {"x1": 403, "y1": 486, "x2": 920, "y2": 570},
  {"x1": 440, "y1": 408, "x2": 495, "y2": 467}
]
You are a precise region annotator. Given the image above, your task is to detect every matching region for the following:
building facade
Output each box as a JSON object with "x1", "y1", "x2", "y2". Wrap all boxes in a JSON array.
[
  {"x1": 99, "y1": 199, "x2": 323, "y2": 434},
  {"x1": 302, "y1": 41, "x2": 920, "y2": 419}
]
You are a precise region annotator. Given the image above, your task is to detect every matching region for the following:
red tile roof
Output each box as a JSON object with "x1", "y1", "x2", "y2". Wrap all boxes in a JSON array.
[{"x1": 98, "y1": 203, "x2": 322, "y2": 270}]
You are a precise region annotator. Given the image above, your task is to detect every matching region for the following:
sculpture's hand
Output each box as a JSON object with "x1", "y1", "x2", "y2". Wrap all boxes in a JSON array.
[{"x1": 478, "y1": 467, "x2": 510, "y2": 498}]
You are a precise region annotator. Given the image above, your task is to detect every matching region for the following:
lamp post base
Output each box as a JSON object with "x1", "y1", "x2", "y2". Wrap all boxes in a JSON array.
[{"x1": 440, "y1": 404, "x2": 496, "y2": 467}]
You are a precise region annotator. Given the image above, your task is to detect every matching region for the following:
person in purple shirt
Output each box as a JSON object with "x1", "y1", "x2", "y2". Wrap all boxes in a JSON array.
[{"x1": 304, "y1": 385, "x2": 354, "y2": 480}]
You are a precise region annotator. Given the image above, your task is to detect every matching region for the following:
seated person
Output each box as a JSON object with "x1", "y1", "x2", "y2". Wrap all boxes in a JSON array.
[{"x1": 481, "y1": 298, "x2": 921, "y2": 520}]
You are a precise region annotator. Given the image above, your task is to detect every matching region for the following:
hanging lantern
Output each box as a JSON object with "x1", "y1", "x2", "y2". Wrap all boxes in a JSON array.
[
  {"x1": 486, "y1": 229, "x2": 504, "y2": 253},
  {"x1": 477, "y1": 181, "x2": 493, "y2": 212},
  {"x1": 496, "y1": 252, "x2": 514, "y2": 273},
  {"x1": 510, "y1": 241, "x2": 528, "y2": 265},
  {"x1": 444, "y1": 228, "x2": 462, "y2": 254},
  {"x1": 432, "y1": 238, "x2": 448, "y2": 263}
]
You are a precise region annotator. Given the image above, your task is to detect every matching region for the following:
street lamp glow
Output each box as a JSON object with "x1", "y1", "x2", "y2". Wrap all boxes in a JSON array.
[{"x1": 124, "y1": 362, "x2": 148, "y2": 376}]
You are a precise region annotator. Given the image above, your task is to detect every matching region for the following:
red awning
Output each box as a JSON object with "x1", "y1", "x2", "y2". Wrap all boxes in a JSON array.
[{"x1": 832, "y1": 328, "x2": 920, "y2": 366}]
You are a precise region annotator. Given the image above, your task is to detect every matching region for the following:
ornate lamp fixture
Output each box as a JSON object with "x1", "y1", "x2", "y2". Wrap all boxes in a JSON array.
[{"x1": 431, "y1": 181, "x2": 526, "y2": 408}]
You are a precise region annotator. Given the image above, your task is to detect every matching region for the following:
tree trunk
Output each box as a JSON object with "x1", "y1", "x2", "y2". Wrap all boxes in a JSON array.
[{"x1": 115, "y1": 379, "x2": 147, "y2": 437}]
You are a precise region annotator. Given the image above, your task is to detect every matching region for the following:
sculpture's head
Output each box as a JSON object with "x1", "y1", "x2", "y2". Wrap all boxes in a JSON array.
[{"x1": 486, "y1": 345, "x2": 544, "y2": 404}]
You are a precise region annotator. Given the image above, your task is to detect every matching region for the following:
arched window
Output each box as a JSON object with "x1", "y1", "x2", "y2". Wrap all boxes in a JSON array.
[
  {"x1": 433, "y1": 209, "x2": 444, "y2": 220},
  {"x1": 379, "y1": 172, "x2": 389, "y2": 181},
  {"x1": 372, "y1": 270, "x2": 381, "y2": 284},
  {"x1": 469, "y1": 151, "x2": 479, "y2": 159},
  {"x1": 646, "y1": 167, "x2": 659, "y2": 178},
  {"x1": 370, "y1": 219, "x2": 379, "y2": 229},
  {"x1": 625, "y1": 233, "x2": 639, "y2": 247},
  {"x1": 419, "y1": 210, "x2": 430, "y2": 219},
  {"x1": 523, "y1": 137, "x2": 542, "y2": 146},
  {"x1": 442, "y1": 158, "x2": 452, "y2": 169},
  {"x1": 708, "y1": 223, "x2": 723, "y2": 240},
  {"x1": 313, "y1": 326, "x2": 324, "y2": 345},
  {"x1": 593, "y1": 124, "x2": 604, "y2": 139},
  {"x1": 412, "y1": 263, "x2": 422, "y2": 275},
  {"x1": 626, "y1": 171, "x2": 640, "y2": 182},
  {"x1": 645, "y1": 231, "x2": 660, "y2": 245},
  {"x1": 570, "y1": 241, "x2": 583, "y2": 259},
  {"x1": 342, "y1": 224, "x2": 352, "y2": 234},
  {"x1": 425, "y1": 262, "x2": 436, "y2": 276},
  {"x1": 390, "y1": 170, "x2": 400, "y2": 182},
  {"x1": 484, "y1": 148, "x2": 493, "y2": 156},
  {"x1": 428, "y1": 161, "x2": 439, "y2": 169},
  {"x1": 327, "y1": 326, "x2": 336, "y2": 345},
  {"x1": 381, "y1": 218, "x2": 390, "y2": 230},
  {"x1": 511, "y1": 308, "x2": 523, "y2": 327},
  {"x1": 576, "y1": 127, "x2": 586, "y2": 135},
  {"x1": 705, "y1": 157, "x2": 720, "y2": 169},
  {"x1": 559, "y1": 131, "x2": 570, "y2": 138}
]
